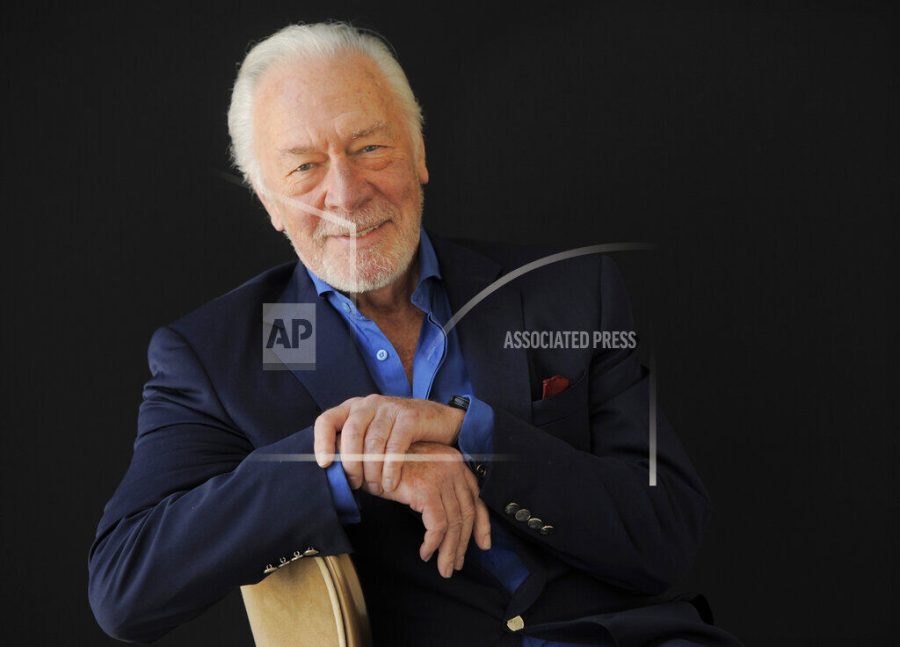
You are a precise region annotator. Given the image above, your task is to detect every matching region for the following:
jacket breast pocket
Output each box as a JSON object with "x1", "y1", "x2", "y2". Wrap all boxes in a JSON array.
[{"x1": 530, "y1": 368, "x2": 591, "y2": 452}]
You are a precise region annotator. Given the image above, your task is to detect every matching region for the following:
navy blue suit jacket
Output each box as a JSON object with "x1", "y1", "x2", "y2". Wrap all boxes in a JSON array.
[{"x1": 88, "y1": 229, "x2": 742, "y2": 646}]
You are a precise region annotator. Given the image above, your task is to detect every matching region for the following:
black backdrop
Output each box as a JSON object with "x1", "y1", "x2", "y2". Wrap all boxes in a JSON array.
[{"x1": 2, "y1": 2, "x2": 896, "y2": 645}]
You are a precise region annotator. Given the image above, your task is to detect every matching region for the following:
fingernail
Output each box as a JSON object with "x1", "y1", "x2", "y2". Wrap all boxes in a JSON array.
[{"x1": 483, "y1": 534, "x2": 492, "y2": 550}]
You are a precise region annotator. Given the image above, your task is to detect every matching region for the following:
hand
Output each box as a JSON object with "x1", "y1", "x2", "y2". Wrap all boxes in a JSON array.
[
  {"x1": 360, "y1": 441, "x2": 491, "y2": 578},
  {"x1": 314, "y1": 394, "x2": 466, "y2": 493}
]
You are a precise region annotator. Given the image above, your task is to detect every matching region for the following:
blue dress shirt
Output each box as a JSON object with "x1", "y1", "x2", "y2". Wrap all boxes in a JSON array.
[{"x1": 307, "y1": 229, "x2": 608, "y2": 647}]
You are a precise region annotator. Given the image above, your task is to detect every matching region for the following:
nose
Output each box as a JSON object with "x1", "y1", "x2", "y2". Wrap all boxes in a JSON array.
[{"x1": 322, "y1": 156, "x2": 371, "y2": 213}]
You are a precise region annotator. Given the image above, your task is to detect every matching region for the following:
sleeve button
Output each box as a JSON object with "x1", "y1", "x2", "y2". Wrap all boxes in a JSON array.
[
  {"x1": 514, "y1": 509, "x2": 531, "y2": 522},
  {"x1": 539, "y1": 524, "x2": 555, "y2": 536},
  {"x1": 527, "y1": 517, "x2": 543, "y2": 530},
  {"x1": 504, "y1": 502, "x2": 520, "y2": 516}
]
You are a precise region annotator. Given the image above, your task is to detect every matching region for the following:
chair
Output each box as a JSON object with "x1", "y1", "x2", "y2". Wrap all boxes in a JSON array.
[{"x1": 241, "y1": 554, "x2": 372, "y2": 647}]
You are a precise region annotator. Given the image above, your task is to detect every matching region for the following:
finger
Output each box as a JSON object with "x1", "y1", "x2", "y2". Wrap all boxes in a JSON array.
[
  {"x1": 382, "y1": 410, "x2": 414, "y2": 492},
  {"x1": 363, "y1": 407, "x2": 397, "y2": 494},
  {"x1": 463, "y1": 468, "x2": 492, "y2": 550},
  {"x1": 340, "y1": 404, "x2": 377, "y2": 489},
  {"x1": 472, "y1": 499, "x2": 492, "y2": 551},
  {"x1": 452, "y1": 476, "x2": 476, "y2": 571},
  {"x1": 418, "y1": 496, "x2": 447, "y2": 565},
  {"x1": 437, "y1": 488, "x2": 462, "y2": 578},
  {"x1": 314, "y1": 400, "x2": 354, "y2": 466}
]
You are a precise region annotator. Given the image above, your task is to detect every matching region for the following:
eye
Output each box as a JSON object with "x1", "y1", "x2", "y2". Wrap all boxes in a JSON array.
[
  {"x1": 293, "y1": 162, "x2": 314, "y2": 173},
  {"x1": 360, "y1": 144, "x2": 382, "y2": 153}
]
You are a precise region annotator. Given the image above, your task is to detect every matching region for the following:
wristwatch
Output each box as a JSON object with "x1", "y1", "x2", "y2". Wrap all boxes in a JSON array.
[{"x1": 447, "y1": 395, "x2": 470, "y2": 412}]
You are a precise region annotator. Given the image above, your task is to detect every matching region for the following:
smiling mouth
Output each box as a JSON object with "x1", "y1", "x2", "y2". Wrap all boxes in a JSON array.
[{"x1": 335, "y1": 222, "x2": 385, "y2": 238}]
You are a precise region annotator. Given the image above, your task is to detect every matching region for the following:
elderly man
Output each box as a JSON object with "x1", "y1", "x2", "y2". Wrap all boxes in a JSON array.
[{"x1": 89, "y1": 22, "x2": 741, "y2": 646}]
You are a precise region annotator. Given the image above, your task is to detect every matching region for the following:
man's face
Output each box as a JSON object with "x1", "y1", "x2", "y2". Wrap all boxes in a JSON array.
[{"x1": 252, "y1": 53, "x2": 428, "y2": 294}]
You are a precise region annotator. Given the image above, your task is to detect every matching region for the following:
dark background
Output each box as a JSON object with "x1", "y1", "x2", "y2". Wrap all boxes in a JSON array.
[{"x1": 2, "y1": 1, "x2": 895, "y2": 644}]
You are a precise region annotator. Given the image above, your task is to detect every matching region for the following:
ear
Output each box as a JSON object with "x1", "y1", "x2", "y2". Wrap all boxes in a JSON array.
[
  {"x1": 416, "y1": 136, "x2": 429, "y2": 185},
  {"x1": 256, "y1": 187, "x2": 285, "y2": 232}
]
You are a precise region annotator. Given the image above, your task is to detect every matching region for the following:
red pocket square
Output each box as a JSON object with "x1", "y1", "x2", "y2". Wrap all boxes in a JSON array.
[{"x1": 541, "y1": 375, "x2": 571, "y2": 399}]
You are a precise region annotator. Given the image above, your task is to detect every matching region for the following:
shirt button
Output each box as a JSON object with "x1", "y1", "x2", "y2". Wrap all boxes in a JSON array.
[
  {"x1": 475, "y1": 464, "x2": 487, "y2": 477},
  {"x1": 376, "y1": 349, "x2": 389, "y2": 361},
  {"x1": 342, "y1": 302, "x2": 352, "y2": 313}
]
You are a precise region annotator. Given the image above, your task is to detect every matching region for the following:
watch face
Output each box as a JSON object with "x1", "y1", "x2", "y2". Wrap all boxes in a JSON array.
[{"x1": 450, "y1": 396, "x2": 470, "y2": 411}]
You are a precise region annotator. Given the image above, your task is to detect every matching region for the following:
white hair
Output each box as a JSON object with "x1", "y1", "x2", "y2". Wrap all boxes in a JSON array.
[{"x1": 227, "y1": 21, "x2": 424, "y2": 192}]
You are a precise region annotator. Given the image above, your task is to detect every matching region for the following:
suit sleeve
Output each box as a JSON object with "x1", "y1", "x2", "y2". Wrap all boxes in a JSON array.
[
  {"x1": 460, "y1": 255, "x2": 712, "y2": 596},
  {"x1": 87, "y1": 325, "x2": 354, "y2": 643}
]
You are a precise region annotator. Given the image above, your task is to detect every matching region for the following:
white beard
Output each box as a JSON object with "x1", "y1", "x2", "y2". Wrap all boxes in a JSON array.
[{"x1": 284, "y1": 187, "x2": 424, "y2": 295}]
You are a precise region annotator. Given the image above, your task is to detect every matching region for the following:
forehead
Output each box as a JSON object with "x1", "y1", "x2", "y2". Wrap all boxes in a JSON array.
[{"x1": 253, "y1": 53, "x2": 400, "y2": 145}]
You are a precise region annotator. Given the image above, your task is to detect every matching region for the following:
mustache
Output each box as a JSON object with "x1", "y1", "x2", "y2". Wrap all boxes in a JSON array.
[{"x1": 312, "y1": 205, "x2": 396, "y2": 239}]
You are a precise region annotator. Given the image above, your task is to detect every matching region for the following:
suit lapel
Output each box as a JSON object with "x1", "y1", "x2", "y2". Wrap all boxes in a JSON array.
[
  {"x1": 271, "y1": 261, "x2": 379, "y2": 411},
  {"x1": 429, "y1": 230, "x2": 532, "y2": 422}
]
